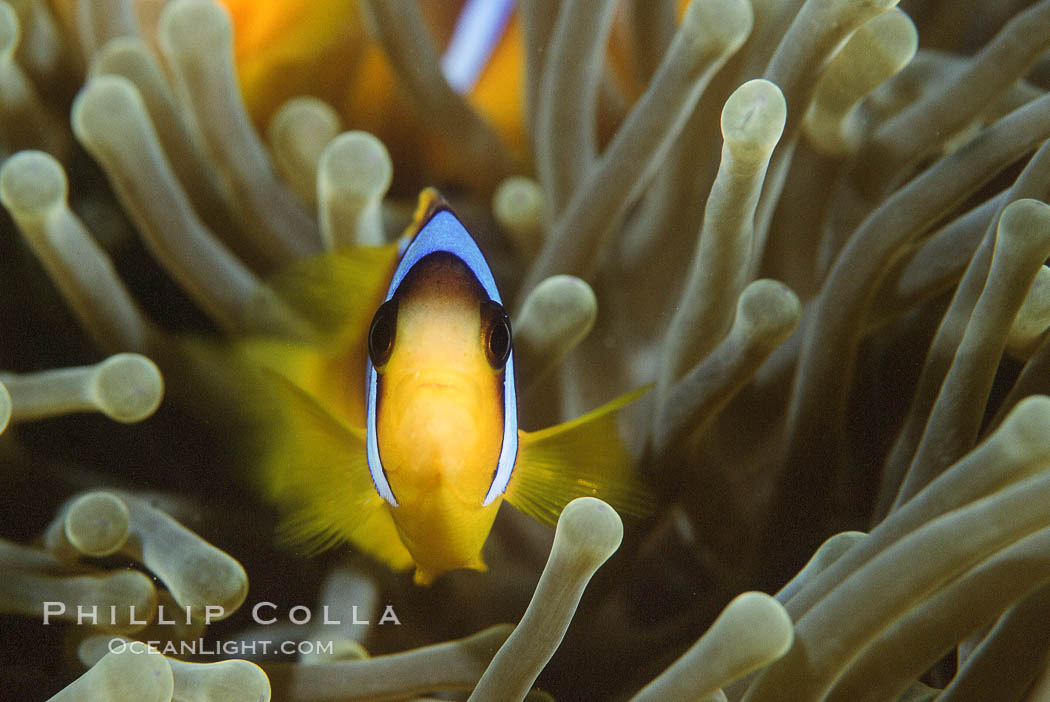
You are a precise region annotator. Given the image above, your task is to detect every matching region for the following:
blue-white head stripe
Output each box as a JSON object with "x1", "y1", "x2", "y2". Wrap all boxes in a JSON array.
[
  {"x1": 365, "y1": 210, "x2": 519, "y2": 507},
  {"x1": 365, "y1": 375, "x2": 396, "y2": 505}
]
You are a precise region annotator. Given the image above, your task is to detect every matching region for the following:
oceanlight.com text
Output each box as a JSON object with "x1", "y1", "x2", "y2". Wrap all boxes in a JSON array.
[{"x1": 109, "y1": 637, "x2": 337, "y2": 658}]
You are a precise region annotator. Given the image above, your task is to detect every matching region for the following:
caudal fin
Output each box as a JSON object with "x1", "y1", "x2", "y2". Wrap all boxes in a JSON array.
[{"x1": 504, "y1": 387, "x2": 655, "y2": 526}]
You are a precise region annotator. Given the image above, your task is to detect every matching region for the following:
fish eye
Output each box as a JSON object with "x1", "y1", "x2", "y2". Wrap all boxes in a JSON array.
[
  {"x1": 368, "y1": 299, "x2": 398, "y2": 369},
  {"x1": 481, "y1": 300, "x2": 512, "y2": 370}
]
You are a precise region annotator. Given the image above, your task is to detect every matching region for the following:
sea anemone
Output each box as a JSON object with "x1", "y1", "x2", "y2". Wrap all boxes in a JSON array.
[{"x1": 3, "y1": 0, "x2": 1050, "y2": 700}]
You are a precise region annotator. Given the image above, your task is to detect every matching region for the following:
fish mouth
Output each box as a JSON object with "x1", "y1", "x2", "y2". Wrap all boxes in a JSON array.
[
  {"x1": 417, "y1": 380, "x2": 457, "y2": 390},
  {"x1": 388, "y1": 369, "x2": 489, "y2": 402}
]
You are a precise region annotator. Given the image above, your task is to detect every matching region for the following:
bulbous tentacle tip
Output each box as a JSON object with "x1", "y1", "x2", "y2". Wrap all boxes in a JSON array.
[
  {"x1": 63, "y1": 491, "x2": 131, "y2": 557},
  {"x1": 554, "y1": 497, "x2": 624, "y2": 570},
  {"x1": 158, "y1": 0, "x2": 232, "y2": 51},
  {"x1": 0, "y1": 149, "x2": 67, "y2": 218},
  {"x1": 51, "y1": 648, "x2": 174, "y2": 702},
  {"x1": 721, "y1": 80, "x2": 787, "y2": 167},
  {"x1": 680, "y1": 0, "x2": 754, "y2": 58},
  {"x1": 91, "y1": 353, "x2": 165, "y2": 423},
  {"x1": 736, "y1": 279, "x2": 802, "y2": 345},
  {"x1": 0, "y1": 1, "x2": 18, "y2": 59}
]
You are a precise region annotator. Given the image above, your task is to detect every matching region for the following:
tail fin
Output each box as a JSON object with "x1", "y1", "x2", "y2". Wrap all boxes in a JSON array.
[{"x1": 505, "y1": 387, "x2": 654, "y2": 526}]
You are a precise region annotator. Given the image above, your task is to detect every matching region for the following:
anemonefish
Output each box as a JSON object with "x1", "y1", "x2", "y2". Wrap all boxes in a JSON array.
[
  {"x1": 233, "y1": 190, "x2": 650, "y2": 585},
  {"x1": 215, "y1": 0, "x2": 649, "y2": 188}
]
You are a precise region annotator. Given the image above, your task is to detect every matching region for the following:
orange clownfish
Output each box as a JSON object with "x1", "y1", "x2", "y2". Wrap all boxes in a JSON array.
[{"x1": 245, "y1": 191, "x2": 650, "y2": 585}]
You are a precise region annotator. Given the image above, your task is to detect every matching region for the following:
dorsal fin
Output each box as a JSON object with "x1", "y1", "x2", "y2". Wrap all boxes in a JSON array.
[{"x1": 410, "y1": 187, "x2": 451, "y2": 234}]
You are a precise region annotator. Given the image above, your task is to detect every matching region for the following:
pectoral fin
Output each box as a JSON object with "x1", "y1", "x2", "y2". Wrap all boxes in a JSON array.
[
  {"x1": 255, "y1": 370, "x2": 412, "y2": 571},
  {"x1": 504, "y1": 387, "x2": 654, "y2": 526}
]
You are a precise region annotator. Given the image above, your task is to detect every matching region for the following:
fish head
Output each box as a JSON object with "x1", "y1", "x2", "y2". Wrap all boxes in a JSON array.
[
  {"x1": 372, "y1": 252, "x2": 509, "y2": 503},
  {"x1": 364, "y1": 202, "x2": 518, "y2": 579}
]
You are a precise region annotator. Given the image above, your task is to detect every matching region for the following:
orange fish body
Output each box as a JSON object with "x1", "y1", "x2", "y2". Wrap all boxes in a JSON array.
[{"x1": 371, "y1": 253, "x2": 506, "y2": 580}]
